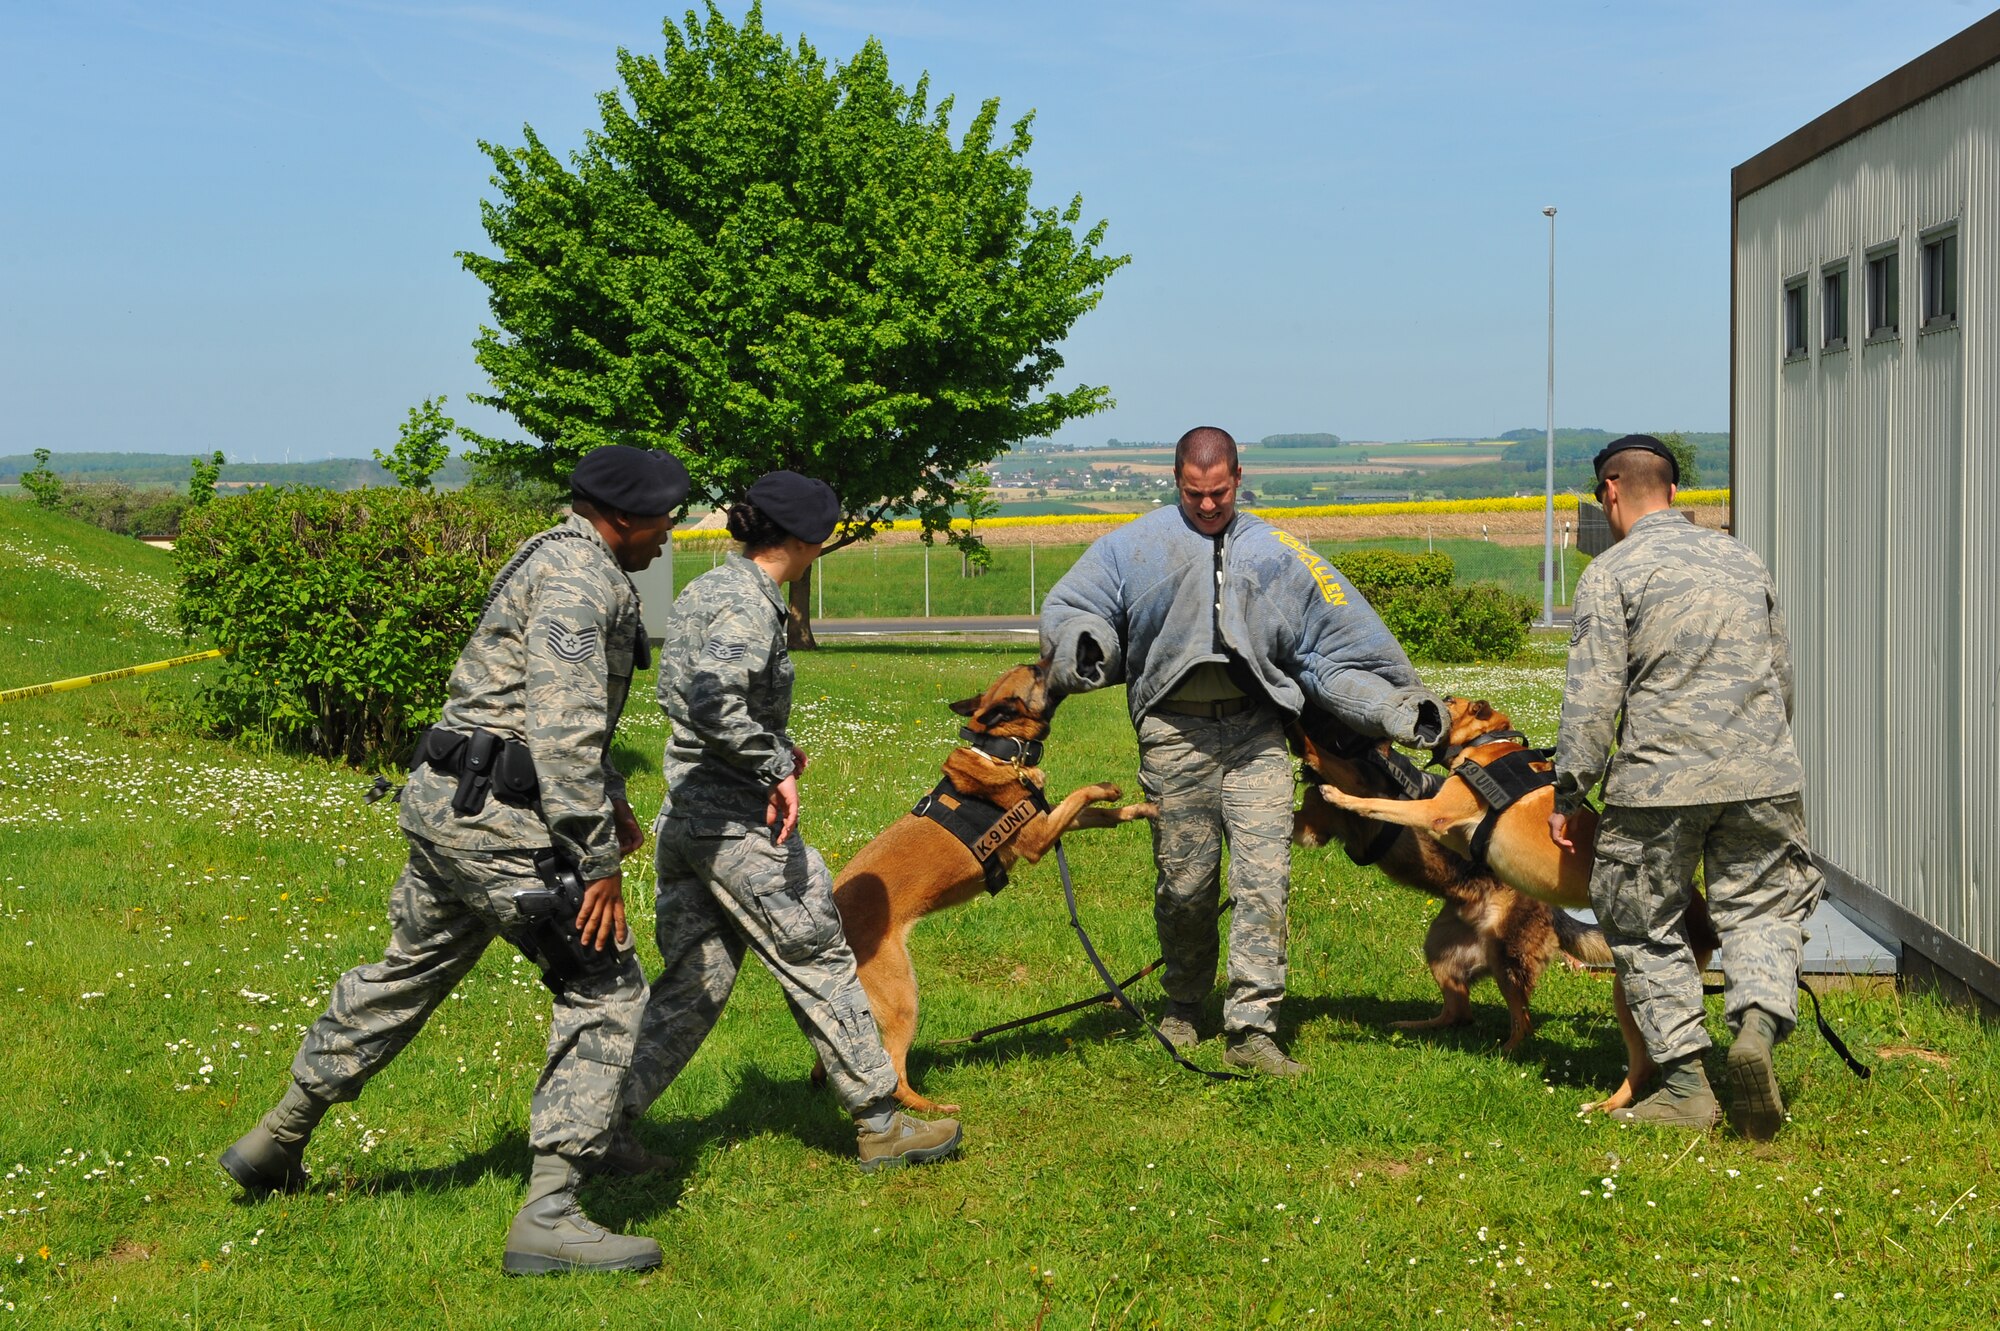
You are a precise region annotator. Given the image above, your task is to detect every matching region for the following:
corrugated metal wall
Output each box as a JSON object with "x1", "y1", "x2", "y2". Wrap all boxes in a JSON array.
[{"x1": 1734, "y1": 65, "x2": 1996, "y2": 968}]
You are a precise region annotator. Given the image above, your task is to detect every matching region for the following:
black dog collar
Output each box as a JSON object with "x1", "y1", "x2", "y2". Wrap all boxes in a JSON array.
[{"x1": 959, "y1": 727, "x2": 1044, "y2": 768}]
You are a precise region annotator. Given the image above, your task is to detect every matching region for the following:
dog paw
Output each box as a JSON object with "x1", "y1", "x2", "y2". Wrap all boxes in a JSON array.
[
  {"x1": 1317, "y1": 783, "x2": 1355, "y2": 809},
  {"x1": 1119, "y1": 801, "x2": 1159, "y2": 822},
  {"x1": 1086, "y1": 783, "x2": 1122, "y2": 803}
]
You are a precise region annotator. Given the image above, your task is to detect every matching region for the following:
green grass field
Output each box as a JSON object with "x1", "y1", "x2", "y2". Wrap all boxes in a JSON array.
[{"x1": 1, "y1": 502, "x2": 1995, "y2": 1328}]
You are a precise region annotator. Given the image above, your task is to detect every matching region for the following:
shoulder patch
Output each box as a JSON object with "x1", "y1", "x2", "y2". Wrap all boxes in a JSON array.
[
  {"x1": 1569, "y1": 613, "x2": 1591, "y2": 648},
  {"x1": 547, "y1": 623, "x2": 600, "y2": 663},
  {"x1": 704, "y1": 637, "x2": 747, "y2": 662}
]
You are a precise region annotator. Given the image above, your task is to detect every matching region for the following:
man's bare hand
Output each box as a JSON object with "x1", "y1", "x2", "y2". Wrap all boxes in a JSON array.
[
  {"x1": 789, "y1": 745, "x2": 810, "y2": 779},
  {"x1": 1547, "y1": 811, "x2": 1577, "y2": 852},
  {"x1": 612, "y1": 798, "x2": 644, "y2": 858},
  {"x1": 765, "y1": 774, "x2": 800, "y2": 845},
  {"x1": 575, "y1": 872, "x2": 629, "y2": 951}
]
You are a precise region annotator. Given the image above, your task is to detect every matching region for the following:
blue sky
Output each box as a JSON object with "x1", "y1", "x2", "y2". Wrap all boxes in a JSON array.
[{"x1": 2, "y1": 1, "x2": 1988, "y2": 461}]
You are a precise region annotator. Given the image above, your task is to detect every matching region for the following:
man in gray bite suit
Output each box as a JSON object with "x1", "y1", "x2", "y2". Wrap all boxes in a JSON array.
[{"x1": 1040, "y1": 427, "x2": 1445, "y2": 1075}]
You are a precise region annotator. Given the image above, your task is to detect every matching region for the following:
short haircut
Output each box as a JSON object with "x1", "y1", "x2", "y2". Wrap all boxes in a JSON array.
[
  {"x1": 1174, "y1": 426, "x2": 1239, "y2": 475},
  {"x1": 1605, "y1": 448, "x2": 1674, "y2": 502},
  {"x1": 569, "y1": 495, "x2": 631, "y2": 523}
]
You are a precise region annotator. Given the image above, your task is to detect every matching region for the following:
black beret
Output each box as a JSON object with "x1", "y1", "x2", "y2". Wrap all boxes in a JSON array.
[
  {"x1": 745, "y1": 470, "x2": 841, "y2": 544},
  {"x1": 1591, "y1": 434, "x2": 1680, "y2": 485},
  {"x1": 569, "y1": 445, "x2": 690, "y2": 516}
]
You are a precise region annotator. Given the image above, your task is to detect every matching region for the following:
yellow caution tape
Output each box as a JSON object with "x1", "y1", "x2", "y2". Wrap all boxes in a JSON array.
[{"x1": 0, "y1": 648, "x2": 229, "y2": 704}]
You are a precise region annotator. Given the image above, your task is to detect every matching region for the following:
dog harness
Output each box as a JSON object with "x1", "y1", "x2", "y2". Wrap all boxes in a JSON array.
[
  {"x1": 909, "y1": 727, "x2": 1050, "y2": 894},
  {"x1": 1297, "y1": 717, "x2": 1445, "y2": 867},
  {"x1": 911, "y1": 781, "x2": 1046, "y2": 895},
  {"x1": 1451, "y1": 740, "x2": 1556, "y2": 870}
]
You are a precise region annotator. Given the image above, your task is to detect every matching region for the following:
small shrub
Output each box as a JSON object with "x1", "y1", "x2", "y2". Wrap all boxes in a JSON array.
[
  {"x1": 174, "y1": 487, "x2": 549, "y2": 763},
  {"x1": 1374, "y1": 582, "x2": 1535, "y2": 663},
  {"x1": 50, "y1": 482, "x2": 192, "y2": 538},
  {"x1": 20, "y1": 448, "x2": 63, "y2": 509},
  {"x1": 1333, "y1": 548, "x2": 1455, "y2": 599}
]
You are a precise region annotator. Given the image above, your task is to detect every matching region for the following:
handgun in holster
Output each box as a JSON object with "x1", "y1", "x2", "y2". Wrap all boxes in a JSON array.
[
  {"x1": 511, "y1": 850, "x2": 624, "y2": 995},
  {"x1": 452, "y1": 730, "x2": 503, "y2": 816}
]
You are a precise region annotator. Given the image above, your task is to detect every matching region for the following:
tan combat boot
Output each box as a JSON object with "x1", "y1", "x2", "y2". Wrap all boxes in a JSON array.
[
  {"x1": 1156, "y1": 1001, "x2": 1202, "y2": 1051},
  {"x1": 503, "y1": 1154, "x2": 663, "y2": 1275},
  {"x1": 856, "y1": 1112, "x2": 963, "y2": 1173},
  {"x1": 220, "y1": 1082, "x2": 328, "y2": 1196},
  {"x1": 1222, "y1": 1032, "x2": 1306, "y2": 1077},
  {"x1": 1725, "y1": 1009, "x2": 1786, "y2": 1141},
  {"x1": 593, "y1": 1122, "x2": 677, "y2": 1178},
  {"x1": 1613, "y1": 1055, "x2": 1722, "y2": 1130}
]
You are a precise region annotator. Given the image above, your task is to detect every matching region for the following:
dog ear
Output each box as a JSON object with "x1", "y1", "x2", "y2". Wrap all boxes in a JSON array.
[
  {"x1": 948, "y1": 696, "x2": 982, "y2": 717},
  {"x1": 1471, "y1": 700, "x2": 1493, "y2": 719}
]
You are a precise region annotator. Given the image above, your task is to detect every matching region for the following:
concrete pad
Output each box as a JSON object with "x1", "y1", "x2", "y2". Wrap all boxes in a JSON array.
[{"x1": 1563, "y1": 896, "x2": 1898, "y2": 976}]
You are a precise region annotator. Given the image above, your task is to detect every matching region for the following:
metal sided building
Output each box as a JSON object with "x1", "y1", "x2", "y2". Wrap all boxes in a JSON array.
[{"x1": 1731, "y1": 12, "x2": 2000, "y2": 1007}]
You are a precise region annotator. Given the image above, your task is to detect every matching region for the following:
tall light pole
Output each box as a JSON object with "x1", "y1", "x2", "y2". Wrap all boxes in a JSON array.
[{"x1": 1540, "y1": 206, "x2": 1557, "y2": 628}]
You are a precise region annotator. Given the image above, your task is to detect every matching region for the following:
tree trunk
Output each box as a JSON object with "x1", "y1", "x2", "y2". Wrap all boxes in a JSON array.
[{"x1": 786, "y1": 564, "x2": 818, "y2": 650}]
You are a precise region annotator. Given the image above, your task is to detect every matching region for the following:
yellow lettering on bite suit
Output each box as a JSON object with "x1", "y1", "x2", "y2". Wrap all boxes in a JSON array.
[{"x1": 1271, "y1": 530, "x2": 1347, "y2": 605}]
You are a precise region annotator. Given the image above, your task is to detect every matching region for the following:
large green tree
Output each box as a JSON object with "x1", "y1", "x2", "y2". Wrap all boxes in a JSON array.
[{"x1": 461, "y1": 3, "x2": 1125, "y2": 642}]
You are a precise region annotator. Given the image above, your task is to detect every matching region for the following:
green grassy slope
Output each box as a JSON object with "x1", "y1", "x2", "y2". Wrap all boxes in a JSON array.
[{"x1": 0, "y1": 522, "x2": 1991, "y2": 1328}]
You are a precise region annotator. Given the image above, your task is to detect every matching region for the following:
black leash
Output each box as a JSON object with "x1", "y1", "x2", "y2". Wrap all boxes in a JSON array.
[
  {"x1": 1049, "y1": 837, "x2": 1246, "y2": 1082},
  {"x1": 1696, "y1": 974, "x2": 1871, "y2": 1080},
  {"x1": 948, "y1": 897, "x2": 1240, "y2": 1047},
  {"x1": 940, "y1": 957, "x2": 1166, "y2": 1046},
  {"x1": 1798, "y1": 974, "x2": 1872, "y2": 1080}
]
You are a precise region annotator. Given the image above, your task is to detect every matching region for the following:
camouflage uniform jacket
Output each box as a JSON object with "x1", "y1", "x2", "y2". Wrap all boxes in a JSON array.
[
  {"x1": 399, "y1": 514, "x2": 644, "y2": 881},
  {"x1": 1553, "y1": 509, "x2": 1803, "y2": 814},
  {"x1": 656, "y1": 553, "x2": 797, "y2": 825}
]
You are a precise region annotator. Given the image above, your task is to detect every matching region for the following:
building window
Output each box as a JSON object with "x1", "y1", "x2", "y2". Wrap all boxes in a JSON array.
[
  {"x1": 1865, "y1": 244, "x2": 1899, "y2": 338},
  {"x1": 1783, "y1": 278, "x2": 1808, "y2": 359},
  {"x1": 1821, "y1": 262, "x2": 1848, "y2": 350},
  {"x1": 1922, "y1": 226, "x2": 1958, "y2": 328}
]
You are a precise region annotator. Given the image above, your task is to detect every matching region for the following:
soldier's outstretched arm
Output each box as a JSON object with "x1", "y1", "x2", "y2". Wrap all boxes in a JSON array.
[
  {"x1": 1552, "y1": 566, "x2": 1627, "y2": 815},
  {"x1": 521, "y1": 574, "x2": 624, "y2": 884},
  {"x1": 1039, "y1": 541, "x2": 1125, "y2": 695}
]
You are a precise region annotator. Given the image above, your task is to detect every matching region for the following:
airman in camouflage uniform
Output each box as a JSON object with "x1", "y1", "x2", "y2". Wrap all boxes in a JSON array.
[
  {"x1": 622, "y1": 472, "x2": 961, "y2": 1171},
  {"x1": 221, "y1": 444, "x2": 688, "y2": 1273},
  {"x1": 1553, "y1": 435, "x2": 1819, "y2": 1139}
]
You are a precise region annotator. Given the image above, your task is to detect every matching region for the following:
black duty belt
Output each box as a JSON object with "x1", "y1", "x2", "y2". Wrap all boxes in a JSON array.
[
  {"x1": 1156, "y1": 695, "x2": 1258, "y2": 720},
  {"x1": 411, "y1": 726, "x2": 541, "y2": 816},
  {"x1": 1452, "y1": 746, "x2": 1556, "y2": 869},
  {"x1": 912, "y1": 779, "x2": 1044, "y2": 894}
]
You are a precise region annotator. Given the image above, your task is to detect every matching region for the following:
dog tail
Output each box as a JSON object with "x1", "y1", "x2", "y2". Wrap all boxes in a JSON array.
[{"x1": 1551, "y1": 907, "x2": 1613, "y2": 967}]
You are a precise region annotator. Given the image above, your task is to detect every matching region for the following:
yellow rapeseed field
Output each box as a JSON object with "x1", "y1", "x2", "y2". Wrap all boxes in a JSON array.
[{"x1": 670, "y1": 488, "x2": 1732, "y2": 542}]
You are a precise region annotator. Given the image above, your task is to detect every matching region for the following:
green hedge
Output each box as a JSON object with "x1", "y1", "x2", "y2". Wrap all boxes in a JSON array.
[
  {"x1": 1333, "y1": 548, "x2": 1455, "y2": 598},
  {"x1": 1330, "y1": 547, "x2": 1532, "y2": 662},
  {"x1": 174, "y1": 488, "x2": 549, "y2": 762}
]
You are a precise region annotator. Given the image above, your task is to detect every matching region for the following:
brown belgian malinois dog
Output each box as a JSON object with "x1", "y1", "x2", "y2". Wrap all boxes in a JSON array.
[
  {"x1": 1314, "y1": 698, "x2": 1717, "y2": 1112},
  {"x1": 817, "y1": 661, "x2": 1153, "y2": 1113},
  {"x1": 1290, "y1": 710, "x2": 1609, "y2": 1056}
]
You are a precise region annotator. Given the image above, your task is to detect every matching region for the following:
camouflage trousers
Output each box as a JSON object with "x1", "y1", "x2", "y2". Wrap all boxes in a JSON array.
[
  {"x1": 290, "y1": 832, "x2": 647, "y2": 1165},
  {"x1": 1590, "y1": 795, "x2": 1823, "y2": 1064},
  {"x1": 622, "y1": 817, "x2": 898, "y2": 1120},
  {"x1": 1137, "y1": 704, "x2": 1295, "y2": 1037}
]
